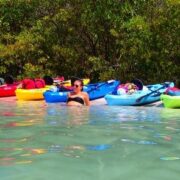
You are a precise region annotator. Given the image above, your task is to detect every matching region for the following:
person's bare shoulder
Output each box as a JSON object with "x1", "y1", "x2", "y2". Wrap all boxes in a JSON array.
[{"x1": 82, "y1": 92, "x2": 89, "y2": 96}]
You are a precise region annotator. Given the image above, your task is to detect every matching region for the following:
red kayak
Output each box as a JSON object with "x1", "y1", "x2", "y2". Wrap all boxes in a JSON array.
[{"x1": 0, "y1": 83, "x2": 19, "y2": 97}]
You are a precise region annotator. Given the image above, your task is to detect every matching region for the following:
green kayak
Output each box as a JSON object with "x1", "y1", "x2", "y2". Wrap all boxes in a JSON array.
[{"x1": 161, "y1": 94, "x2": 180, "y2": 108}]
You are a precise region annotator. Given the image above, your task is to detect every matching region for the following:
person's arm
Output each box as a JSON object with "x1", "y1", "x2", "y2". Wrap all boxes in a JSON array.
[
  {"x1": 17, "y1": 83, "x2": 23, "y2": 89},
  {"x1": 67, "y1": 92, "x2": 70, "y2": 98},
  {"x1": 83, "y1": 92, "x2": 90, "y2": 106}
]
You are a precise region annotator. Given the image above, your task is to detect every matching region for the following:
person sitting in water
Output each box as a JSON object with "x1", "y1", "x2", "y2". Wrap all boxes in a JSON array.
[{"x1": 67, "y1": 79, "x2": 90, "y2": 106}]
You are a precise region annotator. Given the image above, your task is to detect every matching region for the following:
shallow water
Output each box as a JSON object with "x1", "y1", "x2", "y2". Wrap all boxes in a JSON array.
[{"x1": 0, "y1": 98, "x2": 180, "y2": 180}]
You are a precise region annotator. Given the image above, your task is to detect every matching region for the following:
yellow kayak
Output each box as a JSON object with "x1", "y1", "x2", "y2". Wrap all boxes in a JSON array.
[{"x1": 15, "y1": 86, "x2": 51, "y2": 101}]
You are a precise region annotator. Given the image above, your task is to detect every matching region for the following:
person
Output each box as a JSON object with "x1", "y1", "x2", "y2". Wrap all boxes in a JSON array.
[
  {"x1": 43, "y1": 75, "x2": 53, "y2": 85},
  {"x1": 176, "y1": 80, "x2": 180, "y2": 88},
  {"x1": 117, "y1": 79, "x2": 143, "y2": 95},
  {"x1": 67, "y1": 79, "x2": 90, "y2": 106},
  {"x1": 0, "y1": 77, "x2": 5, "y2": 85},
  {"x1": 165, "y1": 80, "x2": 180, "y2": 95},
  {"x1": 4, "y1": 75, "x2": 14, "y2": 85},
  {"x1": 117, "y1": 82, "x2": 138, "y2": 95}
]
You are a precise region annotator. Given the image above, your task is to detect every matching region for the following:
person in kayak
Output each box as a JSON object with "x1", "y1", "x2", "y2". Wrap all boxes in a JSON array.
[
  {"x1": 165, "y1": 80, "x2": 180, "y2": 95},
  {"x1": 43, "y1": 75, "x2": 54, "y2": 85},
  {"x1": 117, "y1": 82, "x2": 138, "y2": 95},
  {"x1": 4, "y1": 75, "x2": 14, "y2": 85},
  {"x1": 67, "y1": 79, "x2": 90, "y2": 106},
  {"x1": 117, "y1": 79, "x2": 143, "y2": 95}
]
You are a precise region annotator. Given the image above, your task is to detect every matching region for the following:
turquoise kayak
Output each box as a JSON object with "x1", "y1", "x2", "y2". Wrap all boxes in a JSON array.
[
  {"x1": 44, "y1": 80, "x2": 120, "y2": 103},
  {"x1": 105, "y1": 82, "x2": 173, "y2": 106}
]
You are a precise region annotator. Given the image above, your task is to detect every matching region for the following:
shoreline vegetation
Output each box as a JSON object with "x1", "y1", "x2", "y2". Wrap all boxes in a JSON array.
[{"x1": 0, "y1": 0, "x2": 179, "y2": 83}]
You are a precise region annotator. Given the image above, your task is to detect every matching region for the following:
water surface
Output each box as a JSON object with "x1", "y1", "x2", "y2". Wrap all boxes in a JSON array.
[{"x1": 0, "y1": 98, "x2": 180, "y2": 180}]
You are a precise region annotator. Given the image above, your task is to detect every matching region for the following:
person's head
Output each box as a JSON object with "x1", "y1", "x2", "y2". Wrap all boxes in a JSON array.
[
  {"x1": 4, "y1": 75, "x2": 14, "y2": 84},
  {"x1": 73, "y1": 80, "x2": 84, "y2": 92},
  {"x1": 43, "y1": 75, "x2": 53, "y2": 85},
  {"x1": 131, "y1": 79, "x2": 143, "y2": 90}
]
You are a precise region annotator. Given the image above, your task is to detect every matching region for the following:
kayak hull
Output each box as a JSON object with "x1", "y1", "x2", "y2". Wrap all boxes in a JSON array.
[
  {"x1": 43, "y1": 91, "x2": 68, "y2": 103},
  {"x1": 16, "y1": 87, "x2": 50, "y2": 100},
  {"x1": 161, "y1": 94, "x2": 180, "y2": 108},
  {"x1": 105, "y1": 92, "x2": 160, "y2": 106},
  {"x1": 0, "y1": 84, "x2": 18, "y2": 97},
  {"x1": 85, "y1": 80, "x2": 120, "y2": 100},
  {"x1": 105, "y1": 83, "x2": 171, "y2": 106},
  {"x1": 44, "y1": 80, "x2": 120, "y2": 103}
]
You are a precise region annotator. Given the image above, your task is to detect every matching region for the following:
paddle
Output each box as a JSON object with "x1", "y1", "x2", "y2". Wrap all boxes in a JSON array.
[
  {"x1": 86, "y1": 80, "x2": 118, "y2": 93},
  {"x1": 136, "y1": 82, "x2": 171, "y2": 103},
  {"x1": 54, "y1": 80, "x2": 71, "y2": 85}
]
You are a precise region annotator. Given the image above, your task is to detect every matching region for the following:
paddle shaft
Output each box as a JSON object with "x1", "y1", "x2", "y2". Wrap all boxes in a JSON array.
[
  {"x1": 136, "y1": 84, "x2": 167, "y2": 102},
  {"x1": 87, "y1": 80, "x2": 116, "y2": 93}
]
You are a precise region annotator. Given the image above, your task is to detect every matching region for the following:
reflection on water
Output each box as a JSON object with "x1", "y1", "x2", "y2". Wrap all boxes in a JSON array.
[{"x1": 0, "y1": 99, "x2": 180, "y2": 180}]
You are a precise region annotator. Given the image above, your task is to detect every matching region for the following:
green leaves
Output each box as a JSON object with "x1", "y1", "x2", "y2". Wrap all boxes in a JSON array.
[{"x1": 0, "y1": 0, "x2": 179, "y2": 83}]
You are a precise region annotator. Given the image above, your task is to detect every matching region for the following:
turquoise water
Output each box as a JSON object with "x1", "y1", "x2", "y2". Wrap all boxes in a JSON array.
[{"x1": 0, "y1": 98, "x2": 180, "y2": 180}]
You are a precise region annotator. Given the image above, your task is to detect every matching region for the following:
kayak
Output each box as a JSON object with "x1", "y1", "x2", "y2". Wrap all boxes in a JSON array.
[
  {"x1": 54, "y1": 78, "x2": 90, "y2": 86},
  {"x1": 161, "y1": 94, "x2": 180, "y2": 108},
  {"x1": 44, "y1": 80, "x2": 120, "y2": 103},
  {"x1": 85, "y1": 80, "x2": 120, "y2": 100},
  {"x1": 0, "y1": 83, "x2": 19, "y2": 97},
  {"x1": 43, "y1": 91, "x2": 69, "y2": 103},
  {"x1": 105, "y1": 82, "x2": 173, "y2": 106},
  {"x1": 166, "y1": 89, "x2": 180, "y2": 96},
  {"x1": 15, "y1": 86, "x2": 51, "y2": 100}
]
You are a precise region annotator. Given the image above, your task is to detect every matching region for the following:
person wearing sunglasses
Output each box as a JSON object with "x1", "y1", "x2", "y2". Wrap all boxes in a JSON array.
[{"x1": 67, "y1": 79, "x2": 90, "y2": 106}]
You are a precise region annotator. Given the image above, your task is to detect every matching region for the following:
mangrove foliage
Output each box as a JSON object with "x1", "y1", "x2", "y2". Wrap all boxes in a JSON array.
[{"x1": 0, "y1": 0, "x2": 179, "y2": 83}]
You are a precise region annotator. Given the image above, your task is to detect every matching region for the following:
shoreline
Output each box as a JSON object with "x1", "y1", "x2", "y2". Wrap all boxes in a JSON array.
[{"x1": 0, "y1": 96, "x2": 164, "y2": 107}]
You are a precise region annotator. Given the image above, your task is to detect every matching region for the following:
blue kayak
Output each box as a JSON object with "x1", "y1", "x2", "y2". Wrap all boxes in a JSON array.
[
  {"x1": 44, "y1": 80, "x2": 120, "y2": 103},
  {"x1": 105, "y1": 82, "x2": 173, "y2": 106},
  {"x1": 167, "y1": 89, "x2": 180, "y2": 96}
]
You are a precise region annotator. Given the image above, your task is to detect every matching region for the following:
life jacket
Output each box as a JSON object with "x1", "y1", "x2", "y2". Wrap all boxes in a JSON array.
[
  {"x1": 22, "y1": 79, "x2": 45, "y2": 89},
  {"x1": 22, "y1": 79, "x2": 35, "y2": 89},
  {"x1": 34, "y1": 79, "x2": 45, "y2": 88},
  {"x1": 117, "y1": 83, "x2": 138, "y2": 93}
]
